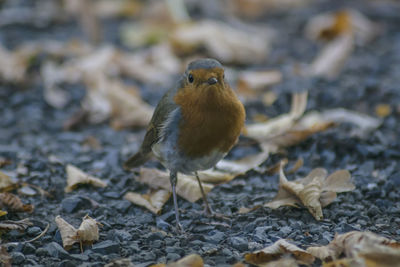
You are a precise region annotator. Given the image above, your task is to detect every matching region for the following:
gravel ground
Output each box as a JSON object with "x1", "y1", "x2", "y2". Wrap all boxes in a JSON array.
[{"x1": 1, "y1": 0, "x2": 400, "y2": 266}]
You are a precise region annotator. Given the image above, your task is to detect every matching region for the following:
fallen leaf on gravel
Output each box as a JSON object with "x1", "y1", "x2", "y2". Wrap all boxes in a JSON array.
[
  {"x1": 0, "y1": 218, "x2": 32, "y2": 232},
  {"x1": 55, "y1": 215, "x2": 78, "y2": 249},
  {"x1": 104, "y1": 258, "x2": 134, "y2": 267},
  {"x1": 150, "y1": 253, "x2": 204, "y2": 267},
  {"x1": 124, "y1": 189, "x2": 171, "y2": 214},
  {"x1": 65, "y1": 164, "x2": 107, "y2": 193},
  {"x1": 307, "y1": 34, "x2": 353, "y2": 78},
  {"x1": 305, "y1": 9, "x2": 379, "y2": 44},
  {"x1": 138, "y1": 168, "x2": 213, "y2": 203},
  {"x1": 55, "y1": 215, "x2": 101, "y2": 251},
  {"x1": 375, "y1": 104, "x2": 392, "y2": 118},
  {"x1": 245, "y1": 239, "x2": 315, "y2": 266},
  {"x1": 307, "y1": 231, "x2": 400, "y2": 264},
  {"x1": 82, "y1": 75, "x2": 154, "y2": 128},
  {"x1": 264, "y1": 163, "x2": 354, "y2": 220},
  {"x1": 171, "y1": 20, "x2": 271, "y2": 64},
  {"x1": 0, "y1": 44, "x2": 31, "y2": 83},
  {"x1": 0, "y1": 192, "x2": 34, "y2": 213},
  {"x1": 0, "y1": 157, "x2": 12, "y2": 168},
  {"x1": 0, "y1": 210, "x2": 7, "y2": 217},
  {"x1": 237, "y1": 70, "x2": 282, "y2": 95},
  {"x1": 305, "y1": 9, "x2": 379, "y2": 78},
  {"x1": 0, "y1": 171, "x2": 14, "y2": 190},
  {"x1": 0, "y1": 245, "x2": 11, "y2": 267}
]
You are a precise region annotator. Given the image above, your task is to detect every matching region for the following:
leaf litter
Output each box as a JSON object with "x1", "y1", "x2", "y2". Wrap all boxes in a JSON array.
[{"x1": 65, "y1": 164, "x2": 107, "y2": 193}]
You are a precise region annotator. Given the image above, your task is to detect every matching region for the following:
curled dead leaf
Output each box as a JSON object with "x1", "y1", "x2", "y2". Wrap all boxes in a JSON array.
[
  {"x1": 245, "y1": 239, "x2": 315, "y2": 266},
  {"x1": 265, "y1": 163, "x2": 354, "y2": 220},
  {"x1": 55, "y1": 215, "x2": 101, "y2": 250},
  {"x1": 0, "y1": 218, "x2": 32, "y2": 232},
  {"x1": 0, "y1": 192, "x2": 34, "y2": 213},
  {"x1": 150, "y1": 253, "x2": 204, "y2": 267},
  {"x1": 307, "y1": 231, "x2": 400, "y2": 265},
  {"x1": 0, "y1": 245, "x2": 12, "y2": 267},
  {"x1": 171, "y1": 20, "x2": 271, "y2": 64},
  {"x1": 65, "y1": 164, "x2": 107, "y2": 193},
  {"x1": 137, "y1": 168, "x2": 213, "y2": 203},
  {"x1": 0, "y1": 171, "x2": 14, "y2": 190},
  {"x1": 124, "y1": 189, "x2": 171, "y2": 214},
  {"x1": 237, "y1": 70, "x2": 282, "y2": 95}
]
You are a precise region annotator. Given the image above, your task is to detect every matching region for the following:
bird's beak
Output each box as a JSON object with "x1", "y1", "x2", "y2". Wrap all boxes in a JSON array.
[{"x1": 207, "y1": 77, "x2": 218, "y2": 85}]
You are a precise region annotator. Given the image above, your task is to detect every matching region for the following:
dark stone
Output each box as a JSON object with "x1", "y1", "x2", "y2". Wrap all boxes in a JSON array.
[
  {"x1": 35, "y1": 247, "x2": 49, "y2": 257},
  {"x1": 367, "y1": 205, "x2": 380, "y2": 217},
  {"x1": 11, "y1": 252, "x2": 25, "y2": 265},
  {"x1": 27, "y1": 226, "x2": 42, "y2": 236},
  {"x1": 114, "y1": 200, "x2": 132, "y2": 213},
  {"x1": 166, "y1": 253, "x2": 181, "y2": 262},
  {"x1": 44, "y1": 242, "x2": 70, "y2": 259},
  {"x1": 146, "y1": 232, "x2": 165, "y2": 242},
  {"x1": 229, "y1": 236, "x2": 248, "y2": 251},
  {"x1": 61, "y1": 196, "x2": 88, "y2": 213},
  {"x1": 205, "y1": 230, "x2": 226, "y2": 244},
  {"x1": 70, "y1": 253, "x2": 89, "y2": 261},
  {"x1": 22, "y1": 243, "x2": 36, "y2": 254},
  {"x1": 279, "y1": 226, "x2": 292, "y2": 235},
  {"x1": 156, "y1": 218, "x2": 171, "y2": 231},
  {"x1": 58, "y1": 260, "x2": 75, "y2": 267},
  {"x1": 92, "y1": 240, "x2": 119, "y2": 254},
  {"x1": 108, "y1": 230, "x2": 132, "y2": 242}
]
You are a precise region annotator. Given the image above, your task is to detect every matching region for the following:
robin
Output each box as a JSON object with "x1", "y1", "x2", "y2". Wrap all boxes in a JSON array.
[{"x1": 124, "y1": 58, "x2": 245, "y2": 230}]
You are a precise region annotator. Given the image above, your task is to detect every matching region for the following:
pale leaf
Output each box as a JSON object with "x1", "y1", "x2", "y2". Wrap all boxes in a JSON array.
[
  {"x1": 65, "y1": 164, "x2": 107, "y2": 193},
  {"x1": 55, "y1": 215, "x2": 78, "y2": 249},
  {"x1": 0, "y1": 171, "x2": 14, "y2": 190},
  {"x1": 245, "y1": 92, "x2": 308, "y2": 141},
  {"x1": 75, "y1": 215, "x2": 100, "y2": 244},
  {"x1": 323, "y1": 170, "x2": 354, "y2": 192},
  {"x1": 245, "y1": 239, "x2": 315, "y2": 266},
  {"x1": 0, "y1": 192, "x2": 34, "y2": 213},
  {"x1": 215, "y1": 150, "x2": 270, "y2": 176},
  {"x1": 237, "y1": 70, "x2": 282, "y2": 93},
  {"x1": 0, "y1": 218, "x2": 32, "y2": 232},
  {"x1": 165, "y1": 254, "x2": 204, "y2": 267},
  {"x1": 138, "y1": 168, "x2": 214, "y2": 203},
  {"x1": 124, "y1": 189, "x2": 171, "y2": 214},
  {"x1": 171, "y1": 20, "x2": 271, "y2": 64},
  {"x1": 307, "y1": 34, "x2": 354, "y2": 78}
]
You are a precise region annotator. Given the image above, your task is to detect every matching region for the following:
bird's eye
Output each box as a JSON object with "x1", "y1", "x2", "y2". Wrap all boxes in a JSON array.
[{"x1": 188, "y1": 74, "x2": 194, "y2": 83}]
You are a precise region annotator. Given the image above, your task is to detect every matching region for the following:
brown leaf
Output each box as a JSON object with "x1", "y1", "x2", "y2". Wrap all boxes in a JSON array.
[
  {"x1": 0, "y1": 218, "x2": 32, "y2": 232},
  {"x1": 0, "y1": 157, "x2": 12, "y2": 168},
  {"x1": 245, "y1": 239, "x2": 315, "y2": 266},
  {"x1": 75, "y1": 215, "x2": 101, "y2": 245},
  {"x1": 0, "y1": 171, "x2": 14, "y2": 190},
  {"x1": 375, "y1": 104, "x2": 392, "y2": 118},
  {"x1": 152, "y1": 254, "x2": 203, "y2": 267},
  {"x1": 264, "y1": 163, "x2": 354, "y2": 220},
  {"x1": 171, "y1": 20, "x2": 272, "y2": 64},
  {"x1": 55, "y1": 215, "x2": 78, "y2": 249},
  {"x1": 0, "y1": 192, "x2": 34, "y2": 213},
  {"x1": 55, "y1": 215, "x2": 101, "y2": 250},
  {"x1": 137, "y1": 168, "x2": 213, "y2": 203},
  {"x1": 0, "y1": 245, "x2": 12, "y2": 267},
  {"x1": 65, "y1": 164, "x2": 107, "y2": 193},
  {"x1": 237, "y1": 70, "x2": 282, "y2": 95},
  {"x1": 124, "y1": 189, "x2": 171, "y2": 214},
  {"x1": 307, "y1": 231, "x2": 400, "y2": 263}
]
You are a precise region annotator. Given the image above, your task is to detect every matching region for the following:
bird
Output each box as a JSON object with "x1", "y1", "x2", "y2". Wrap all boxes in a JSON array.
[{"x1": 123, "y1": 58, "x2": 245, "y2": 230}]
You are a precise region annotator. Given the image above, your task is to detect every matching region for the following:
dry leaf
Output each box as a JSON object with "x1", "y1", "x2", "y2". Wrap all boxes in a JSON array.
[
  {"x1": 55, "y1": 215, "x2": 101, "y2": 250},
  {"x1": 0, "y1": 218, "x2": 32, "y2": 232},
  {"x1": 171, "y1": 20, "x2": 272, "y2": 64},
  {"x1": 0, "y1": 245, "x2": 12, "y2": 267},
  {"x1": 0, "y1": 210, "x2": 7, "y2": 217},
  {"x1": 124, "y1": 189, "x2": 171, "y2": 214},
  {"x1": 0, "y1": 157, "x2": 12, "y2": 168},
  {"x1": 104, "y1": 258, "x2": 135, "y2": 267},
  {"x1": 245, "y1": 239, "x2": 315, "y2": 266},
  {"x1": 0, "y1": 171, "x2": 14, "y2": 190},
  {"x1": 0, "y1": 44, "x2": 31, "y2": 82},
  {"x1": 237, "y1": 70, "x2": 282, "y2": 94},
  {"x1": 76, "y1": 215, "x2": 100, "y2": 245},
  {"x1": 150, "y1": 254, "x2": 204, "y2": 267},
  {"x1": 375, "y1": 104, "x2": 391, "y2": 118},
  {"x1": 65, "y1": 164, "x2": 107, "y2": 193},
  {"x1": 137, "y1": 168, "x2": 213, "y2": 203},
  {"x1": 0, "y1": 192, "x2": 34, "y2": 213},
  {"x1": 55, "y1": 215, "x2": 78, "y2": 249},
  {"x1": 265, "y1": 163, "x2": 354, "y2": 220},
  {"x1": 307, "y1": 231, "x2": 400, "y2": 266},
  {"x1": 305, "y1": 9, "x2": 379, "y2": 44}
]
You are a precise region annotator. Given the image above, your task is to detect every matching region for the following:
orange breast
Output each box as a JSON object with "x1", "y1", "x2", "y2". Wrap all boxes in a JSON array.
[{"x1": 174, "y1": 85, "x2": 245, "y2": 158}]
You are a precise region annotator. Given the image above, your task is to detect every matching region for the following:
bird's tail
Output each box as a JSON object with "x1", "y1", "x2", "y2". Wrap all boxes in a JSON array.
[{"x1": 123, "y1": 150, "x2": 151, "y2": 170}]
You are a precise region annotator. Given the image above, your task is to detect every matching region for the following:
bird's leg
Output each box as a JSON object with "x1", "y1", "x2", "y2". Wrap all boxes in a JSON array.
[
  {"x1": 170, "y1": 171, "x2": 183, "y2": 232},
  {"x1": 195, "y1": 171, "x2": 213, "y2": 215}
]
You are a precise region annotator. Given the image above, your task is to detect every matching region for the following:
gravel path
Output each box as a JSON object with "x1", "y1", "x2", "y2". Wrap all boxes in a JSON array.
[{"x1": 1, "y1": 0, "x2": 400, "y2": 266}]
